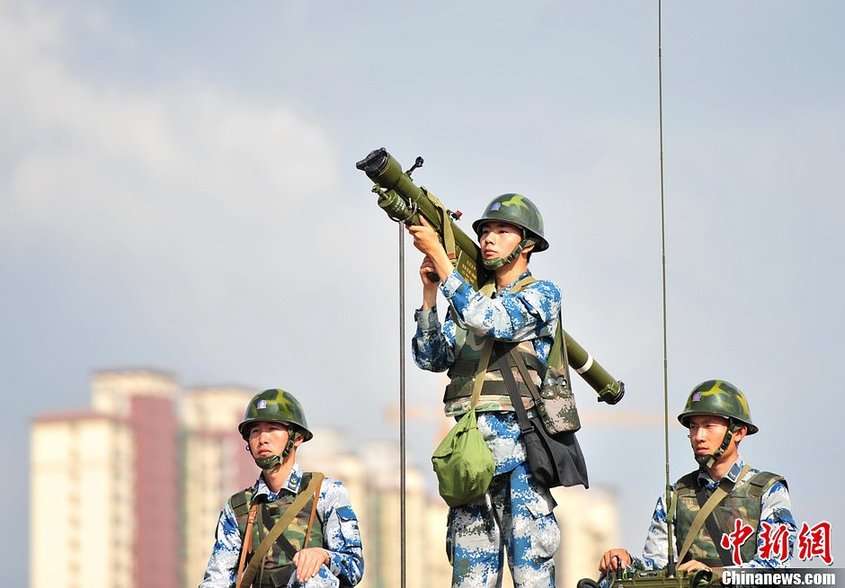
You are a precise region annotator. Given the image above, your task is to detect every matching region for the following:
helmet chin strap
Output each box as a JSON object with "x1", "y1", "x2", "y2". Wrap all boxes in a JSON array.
[
  {"x1": 696, "y1": 421, "x2": 738, "y2": 469},
  {"x1": 252, "y1": 436, "x2": 297, "y2": 472},
  {"x1": 482, "y1": 238, "x2": 534, "y2": 270}
]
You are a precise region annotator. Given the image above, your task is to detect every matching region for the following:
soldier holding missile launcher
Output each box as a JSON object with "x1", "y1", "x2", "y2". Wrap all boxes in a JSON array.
[
  {"x1": 408, "y1": 194, "x2": 579, "y2": 588},
  {"x1": 356, "y1": 148, "x2": 625, "y2": 587}
]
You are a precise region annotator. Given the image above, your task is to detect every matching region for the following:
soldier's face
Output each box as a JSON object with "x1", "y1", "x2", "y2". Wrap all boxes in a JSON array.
[
  {"x1": 478, "y1": 221, "x2": 524, "y2": 261},
  {"x1": 687, "y1": 415, "x2": 730, "y2": 458},
  {"x1": 247, "y1": 421, "x2": 291, "y2": 458}
]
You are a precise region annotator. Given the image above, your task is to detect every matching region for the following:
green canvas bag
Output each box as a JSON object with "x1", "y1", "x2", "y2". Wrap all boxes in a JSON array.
[{"x1": 431, "y1": 339, "x2": 495, "y2": 507}]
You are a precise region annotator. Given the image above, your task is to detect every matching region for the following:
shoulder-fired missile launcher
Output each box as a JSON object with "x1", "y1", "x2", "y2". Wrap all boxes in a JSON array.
[{"x1": 356, "y1": 147, "x2": 624, "y2": 405}]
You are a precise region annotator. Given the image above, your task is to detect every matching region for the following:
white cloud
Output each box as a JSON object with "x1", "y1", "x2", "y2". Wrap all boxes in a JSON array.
[{"x1": 1, "y1": 0, "x2": 338, "y2": 243}]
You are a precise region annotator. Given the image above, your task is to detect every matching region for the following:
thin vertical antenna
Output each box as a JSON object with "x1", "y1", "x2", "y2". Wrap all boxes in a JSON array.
[
  {"x1": 398, "y1": 222, "x2": 407, "y2": 588},
  {"x1": 657, "y1": 0, "x2": 676, "y2": 576}
]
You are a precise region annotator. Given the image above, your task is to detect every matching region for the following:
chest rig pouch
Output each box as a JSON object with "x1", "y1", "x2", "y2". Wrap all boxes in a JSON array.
[
  {"x1": 443, "y1": 276, "x2": 580, "y2": 434},
  {"x1": 674, "y1": 467, "x2": 785, "y2": 567},
  {"x1": 230, "y1": 472, "x2": 325, "y2": 588}
]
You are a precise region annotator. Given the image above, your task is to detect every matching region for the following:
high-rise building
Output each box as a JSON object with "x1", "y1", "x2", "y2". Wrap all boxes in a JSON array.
[
  {"x1": 92, "y1": 369, "x2": 181, "y2": 588},
  {"x1": 30, "y1": 412, "x2": 134, "y2": 588},
  {"x1": 31, "y1": 369, "x2": 181, "y2": 588},
  {"x1": 181, "y1": 386, "x2": 256, "y2": 588}
]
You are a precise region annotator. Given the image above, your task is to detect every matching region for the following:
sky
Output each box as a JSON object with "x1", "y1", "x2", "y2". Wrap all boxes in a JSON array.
[{"x1": 2, "y1": 0, "x2": 843, "y2": 584}]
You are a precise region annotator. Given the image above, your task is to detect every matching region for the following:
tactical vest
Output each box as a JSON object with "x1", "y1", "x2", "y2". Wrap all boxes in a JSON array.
[
  {"x1": 674, "y1": 468, "x2": 785, "y2": 567},
  {"x1": 229, "y1": 473, "x2": 324, "y2": 588},
  {"x1": 442, "y1": 277, "x2": 546, "y2": 405}
]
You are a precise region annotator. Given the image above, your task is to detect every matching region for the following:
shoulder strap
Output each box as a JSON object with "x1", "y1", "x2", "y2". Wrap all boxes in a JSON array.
[
  {"x1": 425, "y1": 191, "x2": 458, "y2": 262},
  {"x1": 469, "y1": 339, "x2": 494, "y2": 409},
  {"x1": 237, "y1": 472, "x2": 325, "y2": 588},
  {"x1": 510, "y1": 275, "x2": 536, "y2": 293},
  {"x1": 229, "y1": 487, "x2": 256, "y2": 538},
  {"x1": 547, "y1": 311, "x2": 566, "y2": 370},
  {"x1": 674, "y1": 471, "x2": 700, "y2": 496},
  {"x1": 509, "y1": 277, "x2": 563, "y2": 373},
  {"x1": 303, "y1": 472, "x2": 323, "y2": 546},
  {"x1": 493, "y1": 343, "x2": 533, "y2": 434},
  {"x1": 235, "y1": 503, "x2": 259, "y2": 587},
  {"x1": 510, "y1": 347, "x2": 544, "y2": 409},
  {"x1": 747, "y1": 471, "x2": 786, "y2": 498},
  {"x1": 677, "y1": 464, "x2": 750, "y2": 564},
  {"x1": 230, "y1": 488, "x2": 254, "y2": 520}
]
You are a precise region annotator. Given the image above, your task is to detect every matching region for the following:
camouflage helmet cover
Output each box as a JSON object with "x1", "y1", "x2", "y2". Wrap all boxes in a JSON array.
[
  {"x1": 678, "y1": 379, "x2": 758, "y2": 434},
  {"x1": 238, "y1": 388, "x2": 313, "y2": 441},
  {"x1": 471, "y1": 193, "x2": 549, "y2": 252}
]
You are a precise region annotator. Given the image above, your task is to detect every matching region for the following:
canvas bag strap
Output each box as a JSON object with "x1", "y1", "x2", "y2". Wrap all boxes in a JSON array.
[
  {"x1": 494, "y1": 344, "x2": 534, "y2": 434},
  {"x1": 235, "y1": 504, "x2": 259, "y2": 588},
  {"x1": 510, "y1": 347, "x2": 543, "y2": 407},
  {"x1": 426, "y1": 191, "x2": 457, "y2": 262},
  {"x1": 469, "y1": 339, "x2": 494, "y2": 410}
]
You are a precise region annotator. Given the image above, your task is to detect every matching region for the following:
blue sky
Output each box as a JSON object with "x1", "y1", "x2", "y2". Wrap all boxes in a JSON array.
[{"x1": 2, "y1": 1, "x2": 843, "y2": 583}]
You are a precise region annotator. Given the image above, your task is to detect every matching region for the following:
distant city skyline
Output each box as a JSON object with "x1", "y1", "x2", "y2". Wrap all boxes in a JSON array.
[{"x1": 30, "y1": 368, "x2": 619, "y2": 588}]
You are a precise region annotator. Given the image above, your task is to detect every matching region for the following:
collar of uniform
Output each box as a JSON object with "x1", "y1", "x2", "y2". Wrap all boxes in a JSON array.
[
  {"x1": 696, "y1": 456, "x2": 746, "y2": 490},
  {"x1": 497, "y1": 270, "x2": 533, "y2": 294},
  {"x1": 254, "y1": 463, "x2": 303, "y2": 500}
]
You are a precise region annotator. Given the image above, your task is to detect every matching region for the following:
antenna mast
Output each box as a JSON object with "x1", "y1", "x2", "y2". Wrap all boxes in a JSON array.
[{"x1": 657, "y1": 0, "x2": 677, "y2": 577}]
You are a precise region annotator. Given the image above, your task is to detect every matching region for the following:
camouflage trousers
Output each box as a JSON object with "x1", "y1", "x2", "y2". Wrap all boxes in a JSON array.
[{"x1": 446, "y1": 462, "x2": 560, "y2": 588}]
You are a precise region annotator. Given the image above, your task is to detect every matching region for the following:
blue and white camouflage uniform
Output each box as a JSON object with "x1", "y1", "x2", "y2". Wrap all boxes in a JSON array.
[
  {"x1": 631, "y1": 457, "x2": 796, "y2": 573},
  {"x1": 413, "y1": 268, "x2": 562, "y2": 588},
  {"x1": 200, "y1": 463, "x2": 364, "y2": 588}
]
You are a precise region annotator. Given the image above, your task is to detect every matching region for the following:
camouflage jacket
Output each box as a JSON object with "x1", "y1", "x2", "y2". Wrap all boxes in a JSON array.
[
  {"x1": 412, "y1": 268, "x2": 561, "y2": 475},
  {"x1": 633, "y1": 457, "x2": 796, "y2": 571},
  {"x1": 199, "y1": 463, "x2": 364, "y2": 587}
]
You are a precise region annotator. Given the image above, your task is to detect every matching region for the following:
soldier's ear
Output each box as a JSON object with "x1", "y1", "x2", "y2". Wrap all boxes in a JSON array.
[
  {"x1": 293, "y1": 432, "x2": 305, "y2": 448},
  {"x1": 733, "y1": 425, "x2": 748, "y2": 444}
]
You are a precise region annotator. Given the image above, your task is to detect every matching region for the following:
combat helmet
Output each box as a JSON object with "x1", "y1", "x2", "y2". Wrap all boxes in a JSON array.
[
  {"x1": 239, "y1": 388, "x2": 312, "y2": 471},
  {"x1": 678, "y1": 379, "x2": 757, "y2": 434},
  {"x1": 471, "y1": 193, "x2": 548, "y2": 269},
  {"x1": 679, "y1": 379, "x2": 756, "y2": 468}
]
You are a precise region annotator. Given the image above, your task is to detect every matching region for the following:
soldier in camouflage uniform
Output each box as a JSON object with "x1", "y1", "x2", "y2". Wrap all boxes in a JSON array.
[
  {"x1": 598, "y1": 380, "x2": 796, "y2": 581},
  {"x1": 408, "y1": 194, "x2": 582, "y2": 588},
  {"x1": 200, "y1": 389, "x2": 364, "y2": 588}
]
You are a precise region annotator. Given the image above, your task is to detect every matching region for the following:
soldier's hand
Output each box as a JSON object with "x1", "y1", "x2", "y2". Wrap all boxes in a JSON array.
[
  {"x1": 677, "y1": 559, "x2": 711, "y2": 575},
  {"x1": 292, "y1": 547, "x2": 330, "y2": 582},
  {"x1": 406, "y1": 216, "x2": 444, "y2": 258},
  {"x1": 419, "y1": 256, "x2": 439, "y2": 287},
  {"x1": 598, "y1": 548, "x2": 632, "y2": 573}
]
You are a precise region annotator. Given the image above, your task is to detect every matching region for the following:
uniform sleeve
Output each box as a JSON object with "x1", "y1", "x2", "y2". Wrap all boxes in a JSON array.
[
  {"x1": 199, "y1": 502, "x2": 242, "y2": 588},
  {"x1": 318, "y1": 479, "x2": 364, "y2": 586},
  {"x1": 440, "y1": 270, "x2": 560, "y2": 341},
  {"x1": 411, "y1": 306, "x2": 456, "y2": 372},
  {"x1": 631, "y1": 495, "x2": 672, "y2": 572},
  {"x1": 747, "y1": 481, "x2": 797, "y2": 568}
]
